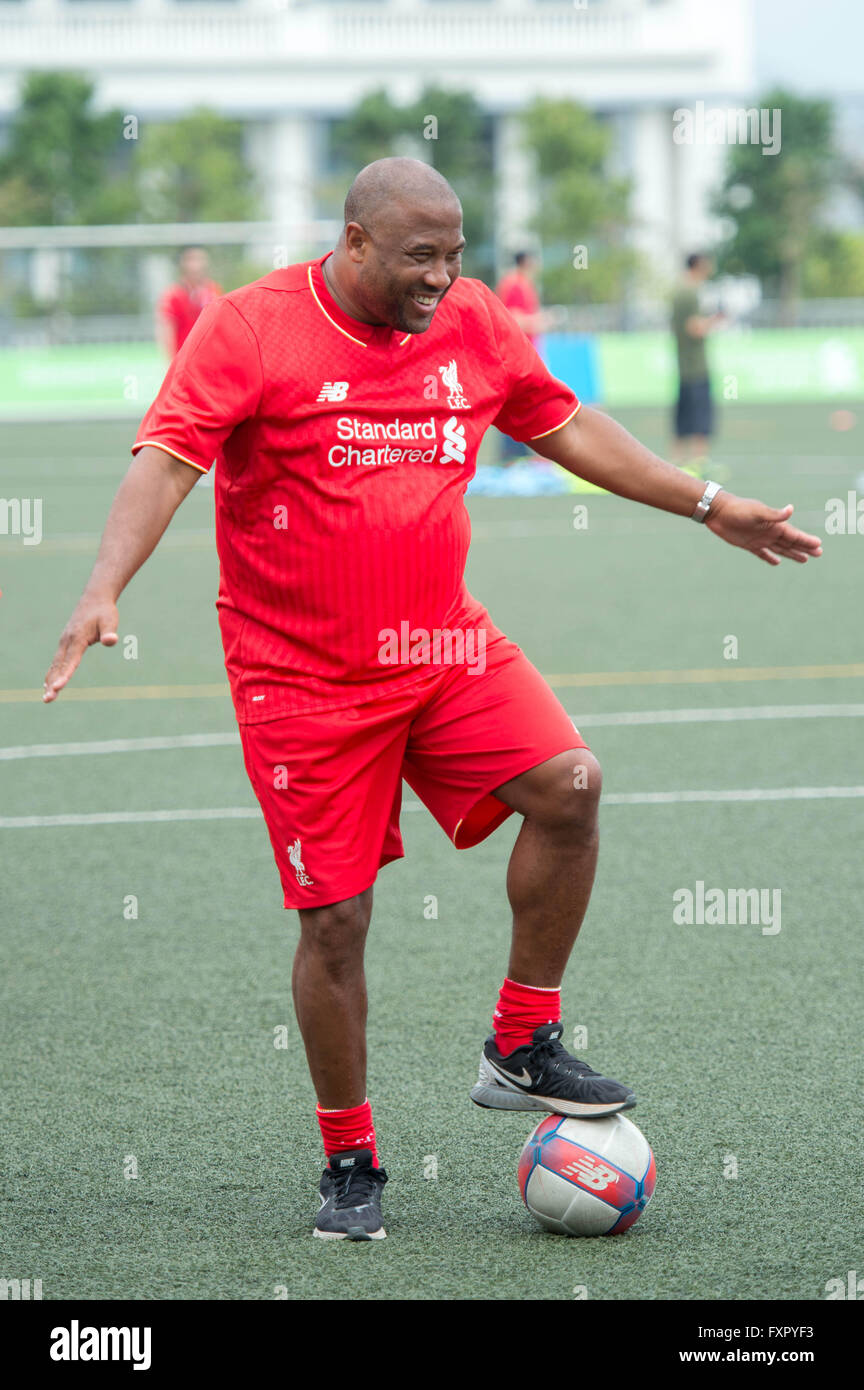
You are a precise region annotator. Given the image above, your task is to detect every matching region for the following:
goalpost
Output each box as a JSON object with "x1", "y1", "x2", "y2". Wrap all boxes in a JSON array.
[
  {"x1": 0, "y1": 219, "x2": 342, "y2": 347},
  {"x1": 0, "y1": 218, "x2": 341, "y2": 420}
]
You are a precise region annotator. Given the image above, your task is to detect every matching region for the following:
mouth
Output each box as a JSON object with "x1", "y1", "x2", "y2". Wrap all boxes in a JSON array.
[{"x1": 409, "y1": 292, "x2": 440, "y2": 315}]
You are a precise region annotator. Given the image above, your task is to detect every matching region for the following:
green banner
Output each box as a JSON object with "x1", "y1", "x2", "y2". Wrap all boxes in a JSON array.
[
  {"x1": 1, "y1": 328, "x2": 863, "y2": 419},
  {"x1": 599, "y1": 329, "x2": 864, "y2": 406},
  {"x1": 0, "y1": 343, "x2": 165, "y2": 419}
]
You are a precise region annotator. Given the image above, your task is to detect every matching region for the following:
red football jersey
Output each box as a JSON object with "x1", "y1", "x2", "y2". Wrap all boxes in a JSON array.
[
  {"x1": 134, "y1": 253, "x2": 579, "y2": 723},
  {"x1": 158, "y1": 279, "x2": 222, "y2": 354}
]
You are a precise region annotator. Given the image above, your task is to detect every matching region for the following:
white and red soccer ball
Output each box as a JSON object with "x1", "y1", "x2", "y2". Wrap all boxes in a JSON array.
[{"x1": 519, "y1": 1113, "x2": 656, "y2": 1236}]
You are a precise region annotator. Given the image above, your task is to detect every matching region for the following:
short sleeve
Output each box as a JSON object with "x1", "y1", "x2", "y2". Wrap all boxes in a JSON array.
[
  {"x1": 158, "y1": 287, "x2": 180, "y2": 323},
  {"x1": 133, "y1": 298, "x2": 263, "y2": 473},
  {"x1": 482, "y1": 283, "x2": 580, "y2": 443}
]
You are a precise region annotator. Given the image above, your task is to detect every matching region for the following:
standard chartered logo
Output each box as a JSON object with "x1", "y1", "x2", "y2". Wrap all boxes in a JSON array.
[
  {"x1": 441, "y1": 416, "x2": 466, "y2": 465},
  {"x1": 326, "y1": 415, "x2": 468, "y2": 467}
]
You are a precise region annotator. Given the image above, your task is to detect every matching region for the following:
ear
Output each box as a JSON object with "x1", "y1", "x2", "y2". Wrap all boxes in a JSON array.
[{"x1": 344, "y1": 222, "x2": 369, "y2": 263}]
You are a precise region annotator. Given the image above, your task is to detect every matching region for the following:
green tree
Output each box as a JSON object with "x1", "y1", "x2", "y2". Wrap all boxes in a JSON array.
[
  {"x1": 714, "y1": 89, "x2": 836, "y2": 319},
  {"x1": 519, "y1": 97, "x2": 636, "y2": 305},
  {"x1": 408, "y1": 86, "x2": 495, "y2": 280},
  {"x1": 329, "y1": 88, "x2": 407, "y2": 173},
  {"x1": 133, "y1": 108, "x2": 258, "y2": 223},
  {"x1": 325, "y1": 87, "x2": 495, "y2": 280},
  {"x1": 321, "y1": 88, "x2": 406, "y2": 227},
  {"x1": 0, "y1": 71, "x2": 134, "y2": 225},
  {"x1": 802, "y1": 230, "x2": 864, "y2": 298}
]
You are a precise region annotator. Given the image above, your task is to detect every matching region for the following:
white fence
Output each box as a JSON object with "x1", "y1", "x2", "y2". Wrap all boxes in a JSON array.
[
  {"x1": 0, "y1": 0, "x2": 743, "y2": 74},
  {"x1": 5, "y1": 300, "x2": 864, "y2": 349},
  {"x1": 0, "y1": 5, "x2": 646, "y2": 68}
]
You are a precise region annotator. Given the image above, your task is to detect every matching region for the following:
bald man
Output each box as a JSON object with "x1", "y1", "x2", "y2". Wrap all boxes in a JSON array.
[{"x1": 44, "y1": 159, "x2": 821, "y2": 1242}]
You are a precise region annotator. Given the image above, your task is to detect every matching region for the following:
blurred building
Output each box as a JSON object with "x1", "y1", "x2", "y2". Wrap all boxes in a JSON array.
[{"x1": 0, "y1": 0, "x2": 755, "y2": 275}]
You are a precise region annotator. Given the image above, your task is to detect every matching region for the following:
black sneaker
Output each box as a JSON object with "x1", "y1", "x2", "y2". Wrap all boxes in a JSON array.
[
  {"x1": 470, "y1": 1022, "x2": 636, "y2": 1118},
  {"x1": 314, "y1": 1149, "x2": 388, "y2": 1241}
]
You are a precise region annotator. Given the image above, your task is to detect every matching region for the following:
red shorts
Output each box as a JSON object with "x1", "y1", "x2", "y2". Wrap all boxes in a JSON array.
[{"x1": 239, "y1": 640, "x2": 587, "y2": 909}]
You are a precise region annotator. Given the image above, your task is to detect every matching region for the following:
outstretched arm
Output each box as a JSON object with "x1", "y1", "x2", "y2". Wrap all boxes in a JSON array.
[
  {"x1": 534, "y1": 406, "x2": 822, "y2": 566},
  {"x1": 43, "y1": 445, "x2": 201, "y2": 702}
]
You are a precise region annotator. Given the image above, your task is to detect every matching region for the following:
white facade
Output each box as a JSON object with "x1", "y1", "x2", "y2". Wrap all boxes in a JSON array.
[{"x1": 0, "y1": 0, "x2": 756, "y2": 276}]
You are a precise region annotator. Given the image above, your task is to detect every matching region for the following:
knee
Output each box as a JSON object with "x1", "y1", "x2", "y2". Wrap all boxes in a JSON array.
[
  {"x1": 297, "y1": 895, "x2": 370, "y2": 974},
  {"x1": 535, "y1": 749, "x2": 602, "y2": 834}
]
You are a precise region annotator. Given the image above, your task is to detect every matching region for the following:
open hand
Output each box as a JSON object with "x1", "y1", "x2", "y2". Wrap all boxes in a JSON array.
[
  {"x1": 43, "y1": 594, "x2": 119, "y2": 702},
  {"x1": 705, "y1": 494, "x2": 823, "y2": 566}
]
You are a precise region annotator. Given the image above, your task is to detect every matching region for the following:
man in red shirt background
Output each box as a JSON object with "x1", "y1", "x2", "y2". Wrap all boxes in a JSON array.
[
  {"x1": 156, "y1": 245, "x2": 222, "y2": 360},
  {"x1": 496, "y1": 251, "x2": 549, "y2": 346},
  {"x1": 43, "y1": 159, "x2": 820, "y2": 1242},
  {"x1": 495, "y1": 251, "x2": 560, "y2": 463}
]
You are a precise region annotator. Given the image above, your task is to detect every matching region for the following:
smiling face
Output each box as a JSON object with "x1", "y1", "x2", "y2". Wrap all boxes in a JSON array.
[{"x1": 344, "y1": 200, "x2": 465, "y2": 334}]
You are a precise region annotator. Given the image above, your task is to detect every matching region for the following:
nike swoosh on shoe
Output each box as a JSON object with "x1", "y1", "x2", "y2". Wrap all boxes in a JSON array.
[{"x1": 488, "y1": 1060, "x2": 534, "y2": 1089}]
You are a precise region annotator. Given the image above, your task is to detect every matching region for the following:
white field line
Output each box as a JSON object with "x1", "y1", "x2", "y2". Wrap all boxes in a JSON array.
[
  {"x1": 3, "y1": 703, "x2": 864, "y2": 763},
  {"x1": 0, "y1": 808, "x2": 262, "y2": 828},
  {"x1": 3, "y1": 703, "x2": 863, "y2": 826},
  {"x1": 0, "y1": 733, "x2": 240, "y2": 761},
  {"x1": 575, "y1": 703, "x2": 864, "y2": 727},
  {"x1": 2, "y1": 785, "x2": 864, "y2": 829},
  {"x1": 602, "y1": 786, "x2": 864, "y2": 805}
]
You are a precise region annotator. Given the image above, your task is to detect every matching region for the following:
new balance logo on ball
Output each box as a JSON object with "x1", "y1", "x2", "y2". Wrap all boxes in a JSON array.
[
  {"x1": 317, "y1": 381, "x2": 350, "y2": 402},
  {"x1": 561, "y1": 1156, "x2": 619, "y2": 1191}
]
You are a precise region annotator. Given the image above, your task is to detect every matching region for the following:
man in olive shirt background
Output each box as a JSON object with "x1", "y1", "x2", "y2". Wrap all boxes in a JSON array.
[{"x1": 671, "y1": 252, "x2": 725, "y2": 476}]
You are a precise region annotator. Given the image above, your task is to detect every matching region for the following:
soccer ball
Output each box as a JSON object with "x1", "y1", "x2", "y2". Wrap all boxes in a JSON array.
[{"x1": 518, "y1": 1112, "x2": 656, "y2": 1236}]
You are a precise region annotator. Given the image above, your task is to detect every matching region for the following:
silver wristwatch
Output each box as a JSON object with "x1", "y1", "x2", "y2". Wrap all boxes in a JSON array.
[{"x1": 691, "y1": 481, "x2": 723, "y2": 524}]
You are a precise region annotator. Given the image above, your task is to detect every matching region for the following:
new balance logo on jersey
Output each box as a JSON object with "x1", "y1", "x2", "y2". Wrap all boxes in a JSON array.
[
  {"x1": 438, "y1": 359, "x2": 469, "y2": 409},
  {"x1": 317, "y1": 381, "x2": 349, "y2": 402},
  {"x1": 561, "y1": 1156, "x2": 619, "y2": 1191},
  {"x1": 288, "y1": 837, "x2": 314, "y2": 886},
  {"x1": 440, "y1": 416, "x2": 466, "y2": 465}
]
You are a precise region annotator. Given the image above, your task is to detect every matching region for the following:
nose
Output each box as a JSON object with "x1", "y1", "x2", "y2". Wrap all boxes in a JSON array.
[{"x1": 420, "y1": 259, "x2": 452, "y2": 292}]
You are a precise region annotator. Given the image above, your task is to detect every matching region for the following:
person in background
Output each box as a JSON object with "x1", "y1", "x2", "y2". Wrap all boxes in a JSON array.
[
  {"x1": 495, "y1": 252, "x2": 560, "y2": 465},
  {"x1": 670, "y1": 253, "x2": 725, "y2": 478},
  {"x1": 157, "y1": 247, "x2": 223, "y2": 488},
  {"x1": 157, "y1": 246, "x2": 222, "y2": 361}
]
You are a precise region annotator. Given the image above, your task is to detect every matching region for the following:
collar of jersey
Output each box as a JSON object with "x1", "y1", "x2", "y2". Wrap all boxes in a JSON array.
[{"x1": 309, "y1": 253, "x2": 411, "y2": 349}]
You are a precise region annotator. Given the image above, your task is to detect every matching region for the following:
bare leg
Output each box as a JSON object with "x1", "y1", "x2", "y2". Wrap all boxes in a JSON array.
[
  {"x1": 293, "y1": 887, "x2": 373, "y2": 1109},
  {"x1": 493, "y1": 750, "x2": 601, "y2": 987}
]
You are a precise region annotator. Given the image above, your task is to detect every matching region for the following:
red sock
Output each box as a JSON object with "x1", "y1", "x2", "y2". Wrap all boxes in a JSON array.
[
  {"x1": 316, "y1": 1099, "x2": 378, "y2": 1167},
  {"x1": 493, "y1": 976, "x2": 561, "y2": 1055}
]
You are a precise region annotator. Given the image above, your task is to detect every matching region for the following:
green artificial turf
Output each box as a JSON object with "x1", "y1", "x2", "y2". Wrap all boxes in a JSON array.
[{"x1": 1, "y1": 403, "x2": 862, "y2": 1299}]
